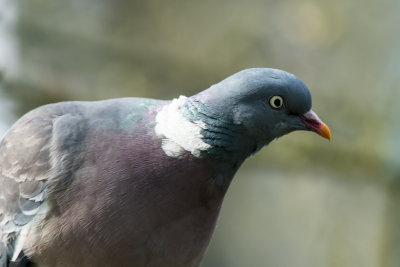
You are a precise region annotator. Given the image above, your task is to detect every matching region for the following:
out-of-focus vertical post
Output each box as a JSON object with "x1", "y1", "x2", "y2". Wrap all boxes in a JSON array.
[{"x1": 0, "y1": 0, "x2": 18, "y2": 136}]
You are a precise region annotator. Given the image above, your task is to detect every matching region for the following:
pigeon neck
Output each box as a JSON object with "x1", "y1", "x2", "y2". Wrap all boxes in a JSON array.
[
  {"x1": 155, "y1": 96, "x2": 251, "y2": 162},
  {"x1": 181, "y1": 97, "x2": 251, "y2": 161}
]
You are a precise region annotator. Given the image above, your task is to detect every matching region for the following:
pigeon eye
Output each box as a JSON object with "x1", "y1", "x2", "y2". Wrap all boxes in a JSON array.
[{"x1": 269, "y1": 96, "x2": 283, "y2": 109}]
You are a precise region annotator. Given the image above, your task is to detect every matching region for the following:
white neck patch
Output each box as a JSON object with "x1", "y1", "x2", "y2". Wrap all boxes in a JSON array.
[{"x1": 155, "y1": 96, "x2": 211, "y2": 158}]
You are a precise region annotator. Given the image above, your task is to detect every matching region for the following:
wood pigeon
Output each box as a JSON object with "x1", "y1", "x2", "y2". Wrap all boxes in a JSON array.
[{"x1": 0, "y1": 68, "x2": 330, "y2": 267}]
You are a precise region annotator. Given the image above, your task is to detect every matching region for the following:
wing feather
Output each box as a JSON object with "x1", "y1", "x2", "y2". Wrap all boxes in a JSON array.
[{"x1": 0, "y1": 103, "x2": 87, "y2": 264}]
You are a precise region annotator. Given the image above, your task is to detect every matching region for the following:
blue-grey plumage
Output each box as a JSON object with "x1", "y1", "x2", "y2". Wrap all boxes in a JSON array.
[{"x1": 0, "y1": 68, "x2": 330, "y2": 267}]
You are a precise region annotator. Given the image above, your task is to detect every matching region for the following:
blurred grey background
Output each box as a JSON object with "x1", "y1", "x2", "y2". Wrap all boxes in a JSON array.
[{"x1": 1, "y1": 0, "x2": 400, "y2": 266}]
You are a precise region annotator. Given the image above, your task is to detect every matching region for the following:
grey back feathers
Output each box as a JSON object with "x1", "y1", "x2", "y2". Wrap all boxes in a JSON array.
[
  {"x1": 0, "y1": 103, "x2": 87, "y2": 264},
  {"x1": 0, "y1": 98, "x2": 160, "y2": 265}
]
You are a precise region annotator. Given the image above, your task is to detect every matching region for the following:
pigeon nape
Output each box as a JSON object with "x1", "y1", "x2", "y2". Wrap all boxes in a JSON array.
[{"x1": 0, "y1": 68, "x2": 330, "y2": 267}]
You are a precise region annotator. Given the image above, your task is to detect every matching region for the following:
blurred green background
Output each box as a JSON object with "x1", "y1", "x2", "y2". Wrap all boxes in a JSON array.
[{"x1": 1, "y1": 0, "x2": 400, "y2": 266}]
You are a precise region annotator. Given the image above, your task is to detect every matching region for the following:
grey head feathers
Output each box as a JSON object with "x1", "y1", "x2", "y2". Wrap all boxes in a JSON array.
[
  {"x1": 192, "y1": 68, "x2": 312, "y2": 117},
  {"x1": 178, "y1": 68, "x2": 319, "y2": 158}
]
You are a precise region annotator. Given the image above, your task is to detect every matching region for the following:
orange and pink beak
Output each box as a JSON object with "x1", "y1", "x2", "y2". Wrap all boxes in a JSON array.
[{"x1": 300, "y1": 110, "x2": 331, "y2": 140}]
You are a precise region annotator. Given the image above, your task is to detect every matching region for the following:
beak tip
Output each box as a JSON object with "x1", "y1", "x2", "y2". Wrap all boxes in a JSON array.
[{"x1": 319, "y1": 123, "x2": 331, "y2": 141}]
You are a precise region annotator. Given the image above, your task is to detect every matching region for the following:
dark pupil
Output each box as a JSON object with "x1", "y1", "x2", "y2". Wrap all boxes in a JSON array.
[{"x1": 274, "y1": 98, "x2": 281, "y2": 107}]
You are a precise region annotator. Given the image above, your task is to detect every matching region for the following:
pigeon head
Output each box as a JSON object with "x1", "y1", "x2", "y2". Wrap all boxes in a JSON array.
[
  {"x1": 156, "y1": 68, "x2": 330, "y2": 160},
  {"x1": 194, "y1": 68, "x2": 330, "y2": 144}
]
